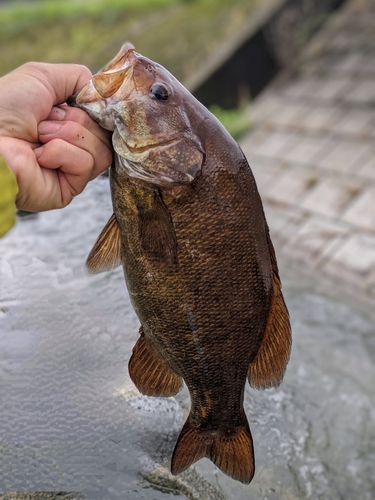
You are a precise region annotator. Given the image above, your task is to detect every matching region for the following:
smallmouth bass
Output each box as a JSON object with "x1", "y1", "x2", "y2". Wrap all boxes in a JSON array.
[{"x1": 68, "y1": 43, "x2": 291, "y2": 484}]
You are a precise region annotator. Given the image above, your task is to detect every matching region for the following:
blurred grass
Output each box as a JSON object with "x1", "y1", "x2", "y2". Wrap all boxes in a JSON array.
[
  {"x1": 210, "y1": 105, "x2": 252, "y2": 140},
  {"x1": 0, "y1": 0, "x2": 266, "y2": 77},
  {"x1": 0, "y1": 0, "x2": 261, "y2": 138},
  {"x1": 0, "y1": 0, "x2": 175, "y2": 27},
  {"x1": 0, "y1": 0, "x2": 179, "y2": 74}
]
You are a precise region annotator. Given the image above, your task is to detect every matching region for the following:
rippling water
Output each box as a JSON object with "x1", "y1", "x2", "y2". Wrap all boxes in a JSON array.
[{"x1": 1, "y1": 177, "x2": 374, "y2": 499}]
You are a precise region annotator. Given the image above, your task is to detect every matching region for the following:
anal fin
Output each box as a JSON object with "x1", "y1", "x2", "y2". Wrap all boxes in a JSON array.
[
  {"x1": 248, "y1": 275, "x2": 291, "y2": 389},
  {"x1": 86, "y1": 213, "x2": 122, "y2": 273},
  {"x1": 129, "y1": 328, "x2": 183, "y2": 397}
]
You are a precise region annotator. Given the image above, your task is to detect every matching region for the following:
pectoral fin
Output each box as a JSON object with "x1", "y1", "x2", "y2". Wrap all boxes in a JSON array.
[
  {"x1": 248, "y1": 225, "x2": 291, "y2": 389},
  {"x1": 86, "y1": 213, "x2": 122, "y2": 273},
  {"x1": 138, "y1": 190, "x2": 177, "y2": 266},
  {"x1": 129, "y1": 328, "x2": 183, "y2": 397}
]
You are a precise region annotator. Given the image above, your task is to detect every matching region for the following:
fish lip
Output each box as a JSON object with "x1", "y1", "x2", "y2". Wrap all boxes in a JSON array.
[
  {"x1": 114, "y1": 117, "x2": 181, "y2": 154},
  {"x1": 101, "y1": 42, "x2": 136, "y2": 73},
  {"x1": 67, "y1": 44, "x2": 137, "y2": 107},
  {"x1": 124, "y1": 136, "x2": 181, "y2": 154},
  {"x1": 67, "y1": 81, "x2": 101, "y2": 108},
  {"x1": 66, "y1": 91, "x2": 79, "y2": 106}
]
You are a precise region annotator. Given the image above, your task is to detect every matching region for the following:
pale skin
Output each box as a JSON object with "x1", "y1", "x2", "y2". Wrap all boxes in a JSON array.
[{"x1": 0, "y1": 62, "x2": 113, "y2": 212}]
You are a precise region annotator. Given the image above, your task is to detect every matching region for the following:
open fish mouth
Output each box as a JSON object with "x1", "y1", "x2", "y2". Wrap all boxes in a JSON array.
[
  {"x1": 67, "y1": 43, "x2": 139, "y2": 131},
  {"x1": 68, "y1": 43, "x2": 136, "y2": 105}
]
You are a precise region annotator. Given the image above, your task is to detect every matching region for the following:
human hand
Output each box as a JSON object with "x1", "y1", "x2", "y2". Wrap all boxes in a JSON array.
[{"x1": 0, "y1": 62, "x2": 113, "y2": 212}]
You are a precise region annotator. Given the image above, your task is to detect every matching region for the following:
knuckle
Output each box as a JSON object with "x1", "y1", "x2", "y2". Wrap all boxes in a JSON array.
[
  {"x1": 19, "y1": 61, "x2": 38, "y2": 72},
  {"x1": 76, "y1": 64, "x2": 92, "y2": 80}
]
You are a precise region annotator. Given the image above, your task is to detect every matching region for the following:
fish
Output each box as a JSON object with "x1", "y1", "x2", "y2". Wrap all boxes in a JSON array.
[{"x1": 68, "y1": 43, "x2": 291, "y2": 484}]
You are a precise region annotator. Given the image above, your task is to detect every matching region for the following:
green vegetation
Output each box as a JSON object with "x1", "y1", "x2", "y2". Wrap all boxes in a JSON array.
[
  {"x1": 0, "y1": 0, "x2": 260, "y2": 138},
  {"x1": 210, "y1": 105, "x2": 252, "y2": 141},
  {"x1": 0, "y1": 0, "x2": 181, "y2": 74},
  {"x1": 0, "y1": 0, "x2": 176, "y2": 27}
]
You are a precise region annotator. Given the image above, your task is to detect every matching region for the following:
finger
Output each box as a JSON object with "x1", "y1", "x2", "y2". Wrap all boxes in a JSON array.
[
  {"x1": 1, "y1": 137, "x2": 64, "y2": 212},
  {"x1": 38, "y1": 121, "x2": 112, "y2": 179},
  {"x1": 23, "y1": 62, "x2": 94, "y2": 105},
  {"x1": 35, "y1": 139, "x2": 96, "y2": 202},
  {"x1": 0, "y1": 63, "x2": 94, "y2": 140},
  {"x1": 46, "y1": 105, "x2": 112, "y2": 149}
]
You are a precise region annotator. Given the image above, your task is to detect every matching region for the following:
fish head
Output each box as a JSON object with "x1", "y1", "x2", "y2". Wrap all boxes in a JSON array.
[{"x1": 69, "y1": 43, "x2": 205, "y2": 187}]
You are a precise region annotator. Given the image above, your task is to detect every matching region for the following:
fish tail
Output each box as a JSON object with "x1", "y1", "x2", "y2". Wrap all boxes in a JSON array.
[{"x1": 171, "y1": 412, "x2": 254, "y2": 484}]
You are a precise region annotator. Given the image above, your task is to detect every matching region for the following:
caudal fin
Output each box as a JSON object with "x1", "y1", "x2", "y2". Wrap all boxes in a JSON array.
[{"x1": 171, "y1": 414, "x2": 255, "y2": 484}]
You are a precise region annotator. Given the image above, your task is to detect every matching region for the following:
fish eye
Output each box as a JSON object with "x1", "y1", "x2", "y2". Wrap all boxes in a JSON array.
[{"x1": 149, "y1": 83, "x2": 170, "y2": 101}]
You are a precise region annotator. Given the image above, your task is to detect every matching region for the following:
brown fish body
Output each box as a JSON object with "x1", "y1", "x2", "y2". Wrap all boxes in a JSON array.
[{"x1": 70, "y1": 44, "x2": 291, "y2": 484}]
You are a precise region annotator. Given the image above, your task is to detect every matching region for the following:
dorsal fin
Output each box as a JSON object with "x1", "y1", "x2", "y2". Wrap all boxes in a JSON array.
[
  {"x1": 247, "y1": 222, "x2": 291, "y2": 389},
  {"x1": 86, "y1": 213, "x2": 122, "y2": 273}
]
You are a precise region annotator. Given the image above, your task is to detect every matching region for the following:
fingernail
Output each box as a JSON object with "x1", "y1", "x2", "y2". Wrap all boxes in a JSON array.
[
  {"x1": 49, "y1": 106, "x2": 66, "y2": 120},
  {"x1": 38, "y1": 121, "x2": 62, "y2": 135}
]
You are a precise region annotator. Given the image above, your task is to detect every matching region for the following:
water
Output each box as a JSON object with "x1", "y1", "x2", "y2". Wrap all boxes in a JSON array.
[{"x1": 1, "y1": 177, "x2": 374, "y2": 499}]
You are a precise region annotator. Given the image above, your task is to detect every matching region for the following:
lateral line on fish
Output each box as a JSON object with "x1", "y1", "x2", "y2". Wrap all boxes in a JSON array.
[{"x1": 187, "y1": 311, "x2": 209, "y2": 375}]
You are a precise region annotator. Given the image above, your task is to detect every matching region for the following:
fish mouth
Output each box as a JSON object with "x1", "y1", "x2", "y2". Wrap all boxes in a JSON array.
[
  {"x1": 114, "y1": 117, "x2": 180, "y2": 154},
  {"x1": 68, "y1": 43, "x2": 137, "y2": 108},
  {"x1": 125, "y1": 136, "x2": 180, "y2": 154}
]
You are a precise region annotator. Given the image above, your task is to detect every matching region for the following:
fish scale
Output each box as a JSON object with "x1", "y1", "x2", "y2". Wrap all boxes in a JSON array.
[{"x1": 69, "y1": 42, "x2": 291, "y2": 484}]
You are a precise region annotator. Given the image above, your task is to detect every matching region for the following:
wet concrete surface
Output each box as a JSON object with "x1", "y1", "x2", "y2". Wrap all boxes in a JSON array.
[{"x1": 1, "y1": 177, "x2": 375, "y2": 499}]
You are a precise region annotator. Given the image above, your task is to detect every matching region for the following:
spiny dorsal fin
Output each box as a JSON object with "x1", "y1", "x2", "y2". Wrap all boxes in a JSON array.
[
  {"x1": 86, "y1": 213, "x2": 122, "y2": 274},
  {"x1": 128, "y1": 327, "x2": 183, "y2": 397}
]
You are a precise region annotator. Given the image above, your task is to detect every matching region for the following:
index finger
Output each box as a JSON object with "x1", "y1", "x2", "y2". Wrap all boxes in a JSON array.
[
  {"x1": 0, "y1": 62, "x2": 95, "y2": 140},
  {"x1": 26, "y1": 62, "x2": 94, "y2": 106}
]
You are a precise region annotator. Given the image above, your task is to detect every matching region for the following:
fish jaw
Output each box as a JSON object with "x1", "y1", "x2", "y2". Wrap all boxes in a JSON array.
[{"x1": 67, "y1": 44, "x2": 138, "y2": 132}]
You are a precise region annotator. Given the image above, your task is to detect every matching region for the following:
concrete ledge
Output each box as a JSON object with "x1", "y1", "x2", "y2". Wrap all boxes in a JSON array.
[
  {"x1": 185, "y1": 0, "x2": 288, "y2": 92},
  {"x1": 240, "y1": 0, "x2": 375, "y2": 297}
]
